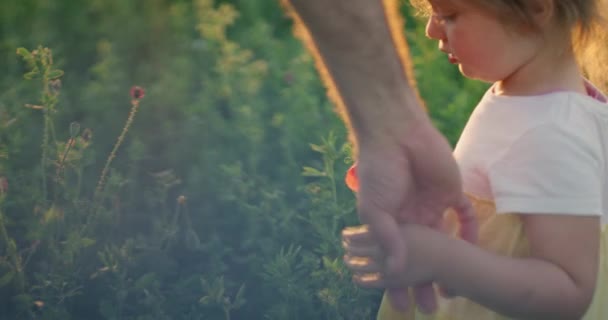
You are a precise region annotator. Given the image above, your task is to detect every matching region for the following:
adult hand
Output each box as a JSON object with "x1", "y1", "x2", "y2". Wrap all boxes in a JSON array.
[
  {"x1": 350, "y1": 120, "x2": 477, "y2": 312},
  {"x1": 283, "y1": 0, "x2": 477, "y2": 312}
]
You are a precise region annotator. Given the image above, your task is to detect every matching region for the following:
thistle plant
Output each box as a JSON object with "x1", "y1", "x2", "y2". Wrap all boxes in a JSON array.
[
  {"x1": 17, "y1": 46, "x2": 64, "y2": 202},
  {"x1": 54, "y1": 122, "x2": 80, "y2": 183},
  {"x1": 94, "y1": 86, "x2": 145, "y2": 199}
]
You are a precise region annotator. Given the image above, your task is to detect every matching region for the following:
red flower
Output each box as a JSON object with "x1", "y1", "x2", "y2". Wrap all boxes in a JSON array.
[
  {"x1": 130, "y1": 86, "x2": 145, "y2": 100},
  {"x1": 345, "y1": 164, "x2": 359, "y2": 192}
]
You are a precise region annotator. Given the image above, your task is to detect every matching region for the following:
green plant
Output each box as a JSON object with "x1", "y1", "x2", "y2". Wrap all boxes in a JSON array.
[
  {"x1": 199, "y1": 276, "x2": 246, "y2": 320},
  {"x1": 0, "y1": 1, "x2": 480, "y2": 318}
]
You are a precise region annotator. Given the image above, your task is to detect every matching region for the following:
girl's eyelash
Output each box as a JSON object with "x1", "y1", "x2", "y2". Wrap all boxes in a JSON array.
[{"x1": 433, "y1": 13, "x2": 457, "y2": 23}]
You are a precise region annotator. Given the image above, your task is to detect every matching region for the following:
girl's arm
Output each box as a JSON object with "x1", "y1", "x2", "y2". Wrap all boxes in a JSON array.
[{"x1": 412, "y1": 214, "x2": 599, "y2": 319}]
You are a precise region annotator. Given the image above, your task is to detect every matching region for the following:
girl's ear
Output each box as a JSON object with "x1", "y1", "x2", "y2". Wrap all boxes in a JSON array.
[{"x1": 530, "y1": 0, "x2": 555, "y2": 27}]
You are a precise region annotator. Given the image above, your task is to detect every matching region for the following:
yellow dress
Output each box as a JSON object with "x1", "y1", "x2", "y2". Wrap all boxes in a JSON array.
[{"x1": 376, "y1": 194, "x2": 608, "y2": 320}]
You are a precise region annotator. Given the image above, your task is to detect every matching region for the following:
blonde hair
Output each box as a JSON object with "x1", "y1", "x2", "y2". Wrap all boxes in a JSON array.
[{"x1": 411, "y1": 0, "x2": 608, "y2": 92}]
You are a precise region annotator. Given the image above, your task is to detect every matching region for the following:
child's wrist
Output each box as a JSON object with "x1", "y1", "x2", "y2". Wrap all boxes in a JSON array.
[
  {"x1": 407, "y1": 224, "x2": 463, "y2": 296},
  {"x1": 428, "y1": 233, "x2": 466, "y2": 298},
  {"x1": 402, "y1": 224, "x2": 445, "y2": 284}
]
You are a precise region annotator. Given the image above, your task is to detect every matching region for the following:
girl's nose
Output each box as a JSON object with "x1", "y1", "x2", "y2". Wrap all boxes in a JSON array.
[{"x1": 425, "y1": 16, "x2": 443, "y2": 40}]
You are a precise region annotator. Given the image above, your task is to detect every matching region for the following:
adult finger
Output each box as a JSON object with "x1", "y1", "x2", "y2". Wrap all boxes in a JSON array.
[
  {"x1": 352, "y1": 272, "x2": 386, "y2": 289},
  {"x1": 342, "y1": 225, "x2": 373, "y2": 245},
  {"x1": 343, "y1": 255, "x2": 382, "y2": 273},
  {"x1": 342, "y1": 241, "x2": 383, "y2": 260},
  {"x1": 412, "y1": 284, "x2": 437, "y2": 314},
  {"x1": 453, "y1": 195, "x2": 477, "y2": 244},
  {"x1": 387, "y1": 288, "x2": 411, "y2": 312}
]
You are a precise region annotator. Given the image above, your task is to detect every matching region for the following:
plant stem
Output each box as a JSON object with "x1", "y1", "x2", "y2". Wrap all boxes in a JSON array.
[
  {"x1": 224, "y1": 307, "x2": 231, "y2": 320},
  {"x1": 94, "y1": 100, "x2": 140, "y2": 199},
  {"x1": 41, "y1": 108, "x2": 50, "y2": 202},
  {"x1": 0, "y1": 209, "x2": 25, "y2": 292}
]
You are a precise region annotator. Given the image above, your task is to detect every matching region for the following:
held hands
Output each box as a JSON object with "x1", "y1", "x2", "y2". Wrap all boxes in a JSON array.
[
  {"x1": 342, "y1": 224, "x2": 436, "y2": 289},
  {"x1": 351, "y1": 121, "x2": 477, "y2": 313},
  {"x1": 342, "y1": 224, "x2": 460, "y2": 311},
  {"x1": 286, "y1": 0, "x2": 477, "y2": 312}
]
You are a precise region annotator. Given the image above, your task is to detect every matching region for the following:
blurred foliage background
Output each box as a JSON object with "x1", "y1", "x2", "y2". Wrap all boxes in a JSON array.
[{"x1": 0, "y1": 0, "x2": 487, "y2": 319}]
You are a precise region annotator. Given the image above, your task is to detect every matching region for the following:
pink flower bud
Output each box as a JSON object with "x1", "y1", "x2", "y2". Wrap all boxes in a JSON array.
[{"x1": 130, "y1": 86, "x2": 145, "y2": 100}]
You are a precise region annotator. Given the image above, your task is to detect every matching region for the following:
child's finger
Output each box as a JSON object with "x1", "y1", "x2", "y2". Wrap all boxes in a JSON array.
[
  {"x1": 343, "y1": 255, "x2": 382, "y2": 273},
  {"x1": 438, "y1": 285, "x2": 456, "y2": 299},
  {"x1": 454, "y1": 195, "x2": 478, "y2": 244}
]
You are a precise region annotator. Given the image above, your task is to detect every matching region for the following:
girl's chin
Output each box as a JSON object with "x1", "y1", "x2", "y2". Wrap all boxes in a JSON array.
[
  {"x1": 459, "y1": 67, "x2": 495, "y2": 83},
  {"x1": 458, "y1": 66, "x2": 483, "y2": 81},
  {"x1": 458, "y1": 65, "x2": 469, "y2": 76}
]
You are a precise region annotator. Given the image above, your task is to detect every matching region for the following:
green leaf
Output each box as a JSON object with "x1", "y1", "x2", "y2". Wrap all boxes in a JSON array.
[
  {"x1": 23, "y1": 69, "x2": 39, "y2": 80},
  {"x1": 47, "y1": 69, "x2": 64, "y2": 80},
  {"x1": 43, "y1": 206, "x2": 62, "y2": 223},
  {"x1": 81, "y1": 237, "x2": 96, "y2": 248},
  {"x1": 15, "y1": 48, "x2": 30, "y2": 58},
  {"x1": 135, "y1": 272, "x2": 158, "y2": 289},
  {"x1": 7, "y1": 239, "x2": 17, "y2": 256},
  {"x1": 309, "y1": 143, "x2": 325, "y2": 153},
  {"x1": 233, "y1": 284, "x2": 247, "y2": 308},
  {"x1": 235, "y1": 284, "x2": 245, "y2": 301},
  {"x1": 302, "y1": 166, "x2": 326, "y2": 177},
  {"x1": 0, "y1": 271, "x2": 15, "y2": 287},
  {"x1": 199, "y1": 295, "x2": 212, "y2": 305}
]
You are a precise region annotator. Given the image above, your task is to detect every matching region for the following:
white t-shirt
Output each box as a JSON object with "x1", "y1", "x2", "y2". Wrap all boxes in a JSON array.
[{"x1": 454, "y1": 82, "x2": 608, "y2": 224}]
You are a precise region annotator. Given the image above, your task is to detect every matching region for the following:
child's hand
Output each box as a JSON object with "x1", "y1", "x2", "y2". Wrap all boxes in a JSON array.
[{"x1": 342, "y1": 224, "x2": 436, "y2": 290}]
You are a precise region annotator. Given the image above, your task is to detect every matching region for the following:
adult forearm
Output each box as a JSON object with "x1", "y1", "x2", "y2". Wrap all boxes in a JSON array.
[
  {"x1": 427, "y1": 231, "x2": 592, "y2": 319},
  {"x1": 282, "y1": 0, "x2": 428, "y2": 147}
]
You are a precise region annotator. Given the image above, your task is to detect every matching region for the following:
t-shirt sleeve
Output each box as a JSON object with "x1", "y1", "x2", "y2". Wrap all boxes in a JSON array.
[{"x1": 488, "y1": 123, "x2": 603, "y2": 216}]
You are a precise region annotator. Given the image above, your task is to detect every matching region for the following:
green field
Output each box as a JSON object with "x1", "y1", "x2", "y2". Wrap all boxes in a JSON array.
[{"x1": 0, "y1": 1, "x2": 486, "y2": 318}]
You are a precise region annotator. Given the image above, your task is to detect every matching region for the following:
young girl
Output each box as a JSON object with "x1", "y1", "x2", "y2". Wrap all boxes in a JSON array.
[{"x1": 343, "y1": 0, "x2": 608, "y2": 319}]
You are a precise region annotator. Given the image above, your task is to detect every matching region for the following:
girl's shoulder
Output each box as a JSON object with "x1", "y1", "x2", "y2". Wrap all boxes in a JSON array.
[{"x1": 470, "y1": 83, "x2": 608, "y2": 138}]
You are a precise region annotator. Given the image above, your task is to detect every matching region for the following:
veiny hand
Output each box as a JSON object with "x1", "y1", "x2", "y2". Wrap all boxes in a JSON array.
[
  {"x1": 350, "y1": 120, "x2": 477, "y2": 313},
  {"x1": 284, "y1": 0, "x2": 476, "y2": 312}
]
